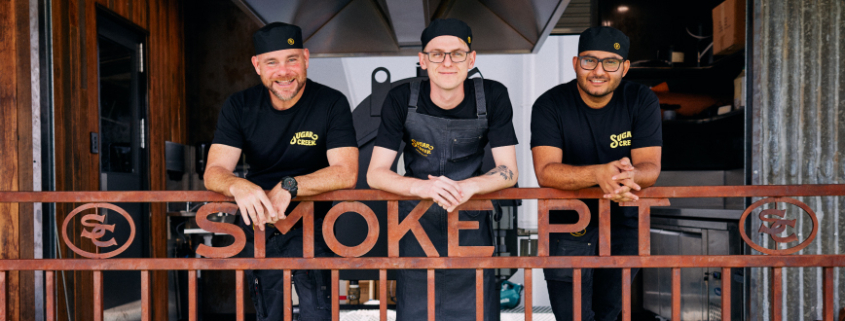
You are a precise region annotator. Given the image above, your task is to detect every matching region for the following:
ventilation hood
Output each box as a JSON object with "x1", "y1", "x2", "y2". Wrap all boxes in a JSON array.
[{"x1": 232, "y1": 0, "x2": 572, "y2": 56}]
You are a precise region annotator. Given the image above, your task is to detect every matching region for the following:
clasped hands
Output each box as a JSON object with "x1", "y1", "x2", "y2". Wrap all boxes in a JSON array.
[
  {"x1": 409, "y1": 175, "x2": 477, "y2": 212},
  {"x1": 597, "y1": 157, "x2": 641, "y2": 203}
]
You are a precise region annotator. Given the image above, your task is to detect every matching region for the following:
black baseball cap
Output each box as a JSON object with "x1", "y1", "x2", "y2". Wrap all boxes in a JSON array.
[
  {"x1": 578, "y1": 26, "x2": 630, "y2": 60},
  {"x1": 253, "y1": 22, "x2": 303, "y2": 56},
  {"x1": 420, "y1": 18, "x2": 472, "y2": 50}
]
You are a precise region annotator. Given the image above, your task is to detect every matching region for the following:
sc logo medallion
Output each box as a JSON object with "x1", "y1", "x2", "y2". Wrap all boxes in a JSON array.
[
  {"x1": 62, "y1": 203, "x2": 136, "y2": 259},
  {"x1": 738, "y1": 197, "x2": 818, "y2": 255}
]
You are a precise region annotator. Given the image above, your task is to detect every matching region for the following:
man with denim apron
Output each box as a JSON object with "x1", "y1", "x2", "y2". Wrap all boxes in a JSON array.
[
  {"x1": 205, "y1": 22, "x2": 358, "y2": 320},
  {"x1": 531, "y1": 27, "x2": 662, "y2": 321},
  {"x1": 367, "y1": 19, "x2": 519, "y2": 321}
]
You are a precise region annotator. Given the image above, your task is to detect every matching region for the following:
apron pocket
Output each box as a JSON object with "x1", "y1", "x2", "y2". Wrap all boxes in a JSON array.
[{"x1": 449, "y1": 136, "x2": 483, "y2": 162}]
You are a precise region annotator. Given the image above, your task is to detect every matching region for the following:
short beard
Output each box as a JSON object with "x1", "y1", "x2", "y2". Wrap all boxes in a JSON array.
[{"x1": 266, "y1": 79, "x2": 304, "y2": 102}]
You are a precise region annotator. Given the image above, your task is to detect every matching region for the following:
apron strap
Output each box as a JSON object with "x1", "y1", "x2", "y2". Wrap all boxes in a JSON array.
[
  {"x1": 472, "y1": 78, "x2": 487, "y2": 119},
  {"x1": 408, "y1": 80, "x2": 422, "y2": 112}
]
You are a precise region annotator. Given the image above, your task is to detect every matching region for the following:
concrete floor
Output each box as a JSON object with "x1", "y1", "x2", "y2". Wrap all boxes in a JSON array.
[{"x1": 337, "y1": 306, "x2": 556, "y2": 321}]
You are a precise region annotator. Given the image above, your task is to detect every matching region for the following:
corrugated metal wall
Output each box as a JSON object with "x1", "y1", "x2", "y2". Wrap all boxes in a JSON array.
[{"x1": 751, "y1": 0, "x2": 844, "y2": 320}]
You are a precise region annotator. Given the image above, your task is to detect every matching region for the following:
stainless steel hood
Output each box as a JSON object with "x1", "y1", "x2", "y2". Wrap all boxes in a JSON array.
[{"x1": 231, "y1": 0, "x2": 572, "y2": 56}]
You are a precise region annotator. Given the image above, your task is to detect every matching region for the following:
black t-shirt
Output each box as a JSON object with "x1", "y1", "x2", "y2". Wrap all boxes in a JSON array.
[
  {"x1": 375, "y1": 79, "x2": 519, "y2": 151},
  {"x1": 212, "y1": 79, "x2": 358, "y2": 190},
  {"x1": 531, "y1": 79, "x2": 662, "y2": 226}
]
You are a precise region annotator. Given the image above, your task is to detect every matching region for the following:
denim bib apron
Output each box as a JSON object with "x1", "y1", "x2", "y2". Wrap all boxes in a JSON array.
[{"x1": 395, "y1": 78, "x2": 499, "y2": 321}]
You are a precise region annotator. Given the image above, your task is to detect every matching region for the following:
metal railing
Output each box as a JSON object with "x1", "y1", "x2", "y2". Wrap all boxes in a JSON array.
[{"x1": 2, "y1": 185, "x2": 845, "y2": 321}]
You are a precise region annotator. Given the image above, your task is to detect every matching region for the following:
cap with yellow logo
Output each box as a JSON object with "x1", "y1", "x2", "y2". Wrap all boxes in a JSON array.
[
  {"x1": 578, "y1": 26, "x2": 630, "y2": 60},
  {"x1": 253, "y1": 22, "x2": 304, "y2": 55}
]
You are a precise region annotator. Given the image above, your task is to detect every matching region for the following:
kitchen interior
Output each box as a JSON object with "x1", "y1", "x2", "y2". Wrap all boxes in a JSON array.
[{"x1": 150, "y1": 0, "x2": 749, "y2": 320}]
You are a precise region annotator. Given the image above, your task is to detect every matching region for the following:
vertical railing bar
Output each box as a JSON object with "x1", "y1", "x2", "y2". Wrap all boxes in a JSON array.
[
  {"x1": 236, "y1": 270, "x2": 244, "y2": 321},
  {"x1": 189, "y1": 270, "x2": 197, "y2": 321},
  {"x1": 428, "y1": 269, "x2": 435, "y2": 321},
  {"x1": 1, "y1": 271, "x2": 6, "y2": 321},
  {"x1": 537, "y1": 200, "x2": 549, "y2": 257},
  {"x1": 46, "y1": 271, "x2": 55, "y2": 321},
  {"x1": 573, "y1": 268, "x2": 581, "y2": 321},
  {"x1": 332, "y1": 270, "x2": 339, "y2": 321},
  {"x1": 772, "y1": 267, "x2": 782, "y2": 321},
  {"x1": 672, "y1": 268, "x2": 680, "y2": 321},
  {"x1": 599, "y1": 199, "x2": 611, "y2": 256},
  {"x1": 94, "y1": 270, "x2": 103, "y2": 321},
  {"x1": 622, "y1": 268, "x2": 631, "y2": 321},
  {"x1": 524, "y1": 269, "x2": 532, "y2": 321},
  {"x1": 284, "y1": 270, "x2": 292, "y2": 321},
  {"x1": 379, "y1": 269, "x2": 387, "y2": 321},
  {"x1": 722, "y1": 267, "x2": 731, "y2": 319},
  {"x1": 824, "y1": 267, "x2": 833, "y2": 321},
  {"x1": 141, "y1": 270, "x2": 150, "y2": 321},
  {"x1": 638, "y1": 207, "x2": 651, "y2": 255},
  {"x1": 476, "y1": 269, "x2": 483, "y2": 321},
  {"x1": 254, "y1": 228, "x2": 266, "y2": 259}
]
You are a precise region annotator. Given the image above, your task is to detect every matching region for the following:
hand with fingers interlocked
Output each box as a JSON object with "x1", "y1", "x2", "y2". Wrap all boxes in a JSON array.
[
  {"x1": 596, "y1": 157, "x2": 641, "y2": 203},
  {"x1": 409, "y1": 175, "x2": 467, "y2": 212}
]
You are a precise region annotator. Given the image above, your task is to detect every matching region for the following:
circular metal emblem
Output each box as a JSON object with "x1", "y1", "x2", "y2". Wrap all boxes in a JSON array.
[
  {"x1": 322, "y1": 201, "x2": 380, "y2": 257},
  {"x1": 62, "y1": 203, "x2": 136, "y2": 259},
  {"x1": 738, "y1": 197, "x2": 818, "y2": 255},
  {"x1": 287, "y1": 38, "x2": 295, "y2": 45},
  {"x1": 614, "y1": 42, "x2": 621, "y2": 50}
]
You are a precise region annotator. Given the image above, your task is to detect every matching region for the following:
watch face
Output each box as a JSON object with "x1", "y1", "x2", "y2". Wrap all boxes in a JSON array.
[{"x1": 283, "y1": 177, "x2": 297, "y2": 189}]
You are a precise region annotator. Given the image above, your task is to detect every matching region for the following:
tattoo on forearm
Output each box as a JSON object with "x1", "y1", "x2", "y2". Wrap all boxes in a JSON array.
[{"x1": 485, "y1": 165, "x2": 514, "y2": 181}]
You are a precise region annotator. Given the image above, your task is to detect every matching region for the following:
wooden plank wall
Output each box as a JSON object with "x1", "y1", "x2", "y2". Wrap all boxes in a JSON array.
[
  {"x1": 50, "y1": 0, "x2": 187, "y2": 320},
  {"x1": 0, "y1": 0, "x2": 36, "y2": 320}
]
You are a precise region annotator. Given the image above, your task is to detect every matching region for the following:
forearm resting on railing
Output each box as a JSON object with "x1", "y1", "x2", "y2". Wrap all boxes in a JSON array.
[
  {"x1": 295, "y1": 147, "x2": 358, "y2": 197},
  {"x1": 204, "y1": 165, "x2": 252, "y2": 197},
  {"x1": 366, "y1": 166, "x2": 425, "y2": 197},
  {"x1": 535, "y1": 162, "x2": 603, "y2": 190}
]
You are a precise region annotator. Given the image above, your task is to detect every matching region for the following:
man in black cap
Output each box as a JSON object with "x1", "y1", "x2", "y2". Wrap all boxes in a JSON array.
[
  {"x1": 530, "y1": 26, "x2": 662, "y2": 320},
  {"x1": 205, "y1": 22, "x2": 358, "y2": 321},
  {"x1": 367, "y1": 18, "x2": 519, "y2": 321}
]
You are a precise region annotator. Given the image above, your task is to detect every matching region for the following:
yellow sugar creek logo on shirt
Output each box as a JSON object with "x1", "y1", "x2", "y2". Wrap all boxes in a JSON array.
[
  {"x1": 610, "y1": 131, "x2": 632, "y2": 148},
  {"x1": 291, "y1": 131, "x2": 319, "y2": 146},
  {"x1": 411, "y1": 139, "x2": 434, "y2": 157}
]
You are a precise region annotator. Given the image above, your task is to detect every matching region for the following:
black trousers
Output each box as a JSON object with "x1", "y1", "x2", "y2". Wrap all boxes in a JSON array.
[
  {"x1": 247, "y1": 229, "x2": 333, "y2": 321},
  {"x1": 544, "y1": 225, "x2": 639, "y2": 321}
]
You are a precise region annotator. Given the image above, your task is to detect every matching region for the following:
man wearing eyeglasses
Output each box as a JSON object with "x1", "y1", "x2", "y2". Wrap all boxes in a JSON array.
[
  {"x1": 530, "y1": 27, "x2": 662, "y2": 321},
  {"x1": 367, "y1": 18, "x2": 518, "y2": 321}
]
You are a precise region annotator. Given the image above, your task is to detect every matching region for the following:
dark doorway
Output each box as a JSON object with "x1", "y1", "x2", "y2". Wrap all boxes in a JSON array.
[{"x1": 97, "y1": 11, "x2": 150, "y2": 314}]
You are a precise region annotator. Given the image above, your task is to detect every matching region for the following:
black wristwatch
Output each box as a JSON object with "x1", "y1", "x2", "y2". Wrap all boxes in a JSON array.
[{"x1": 280, "y1": 176, "x2": 298, "y2": 199}]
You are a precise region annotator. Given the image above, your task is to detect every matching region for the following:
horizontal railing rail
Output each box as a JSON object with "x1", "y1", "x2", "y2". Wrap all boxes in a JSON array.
[
  {"x1": 3, "y1": 185, "x2": 845, "y2": 202},
  {"x1": 1, "y1": 185, "x2": 844, "y2": 321},
  {"x1": 2, "y1": 255, "x2": 845, "y2": 270}
]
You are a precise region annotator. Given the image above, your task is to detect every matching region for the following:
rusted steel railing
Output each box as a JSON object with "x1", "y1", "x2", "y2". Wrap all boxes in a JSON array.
[{"x1": 2, "y1": 185, "x2": 845, "y2": 321}]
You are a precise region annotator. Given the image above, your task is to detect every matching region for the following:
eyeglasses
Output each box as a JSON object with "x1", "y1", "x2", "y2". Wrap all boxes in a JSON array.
[
  {"x1": 423, "y1": 50, "x2": 470, "y2": 63},
  {"x1": 578, "y1": 56, "x2": 624, "y2": 72}
]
